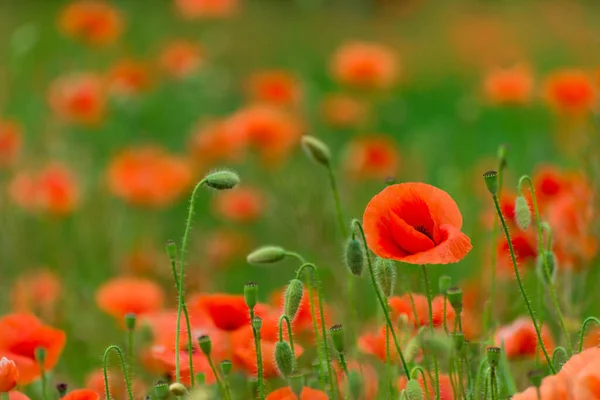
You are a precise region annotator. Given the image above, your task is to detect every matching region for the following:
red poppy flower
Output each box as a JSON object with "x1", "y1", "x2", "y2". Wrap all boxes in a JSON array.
[
  {"x1": 212, "y1": 187, "x2": 265, "y2": 223},
  {"x1": 174, "y1": 0, "x2": 237, "y2": 19},
  {"x1": 150, "y1": 338, "x2": 216, "y2": 386},
  {"x1": 96, "y1": 277, "x2": 165, "y2": 320},
  {"x1": 343, "y1": 135, "x2": 400, "y2": 181},
  {"x1": 358, "y1": 325, "x2": 405, "y2": 362},
  {"x1": 483, "y1": 64, "x2": 533, "y2": 105},
  {"x1": 321, "y1": 94, "x2": 368, "y2": 129},
  {"x1": 388, "y1": 294, "x2": 455, "y2": 328},
  {"x1": 511, "y1": 374, "x2": 569, "y2": 400},
  {"x1": 495, "y1": 317, "x2": 554, "y2": 360},
  {"x1": 62, "y1": 390, "x2": 99, "y2": 400},
  {"x1": 544, "y1": 69, "x2": 596, "y2": 115},
  {"x1": 188, "y1": 119, "x2": 246, "y2": 167},
  {"x1": 159, "y1": 40, "x2": 203, "y2": 79},
  {"x1": 336, "y1": 361, "x2": 378, "y2": 400},
  {"x1": 496, "y1": 231, "x2": 537, "y2": 275},
  {"x1": 246, "y1": 70, "x2": 302, "y2": 107},
  {"x1": 48, "y1": 73, "x2": 105, "y2": 126},
  {"x1": 58, "y1": 0, "x2": 123, "y2": 46},
  {"x1": 0, "y1": 357, "x2": 18, "y2": 392},
  {"x1": 11, "y1": 270, "x2": 62, "y2": 320},
  {"x1": 266, "y1": 387, "x2": 328, "y2": 400},
  {"x1": 398, "y1": 374, "x2": 455, "y2": 400},
  {"x1": 189, "y1": 294, "x2": 269, "y2": 332},
  {"x1": 107, "y1": 59, "x2": 152, "y2": 97},
  {"x1": 204, "y1": 229, "x2": 251, "y2": 269},
  {"x1": 0, "y1": 120, "x2": 22, "y2": 168},
  {"x1": 9, "y1": 392, "x2": 30, "y2": 400},
  {"x1": 363, "y1": 182, "x2": 472, "y2": 264},
  {"x1": 0, "y1": 314, "x2": 66, "y2": 384}
]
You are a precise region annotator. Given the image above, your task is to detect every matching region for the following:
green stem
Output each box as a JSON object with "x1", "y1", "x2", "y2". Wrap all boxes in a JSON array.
[
  {"x1": 296, "y1": 263, "x2": 337, "y2": 399},
  {"x1": 552, "y1": 346, "x2": 569, "y2": 371},
  {"x1": 250, "y1": 309, "x2": 265, "y2": 400},
  {"x1": 491, "y1": 194, "x2": 556, "y2": 373},
  {"x1": 386, "y1": 321, "x2": 393, "y2": 398},
  {"x1": 207, "y1": 355, "x2": 229, "y2": 400},
  {"x1": 175, "y1": 179, "x2": 206, "y2": 384},
  {"x1": 410, "y1": 366, "x2": 432, "y2": 400},
  {"x1": 279, "y1": 315, "x2": 296, "y2": 366},
  {"x1": 420, "y1": 264, "x2": 440, "y2": 400},
  {"x1": 443, "y1": 295, "x2": 448, "y2": 334},
  {"x1": 519, "y1": 175, "x2": 573, "y2": 355},
  {"x1": 223, "y1": 375, "x2": 232, "y2": 400},
  {"x1": 39, "y1": 361, "x2": 47, "y2": 400},
  {"x1": 327, "y1": 165, "x2": 348, "y2": 238},
  {"x1": 456, "y1": 355, "x2": 464, "y2": 399},
  {"x1": 499, "y1": 341, "x2": 517, "y2": 395},
  {"x1": 490, "y1": 366, "x2": 497, "y2": 400},
  {"x1": 102, "y1": 345, "x2": 134, "y2": 400},
  {"x1": 127, "y1": 328, "x2": 134, "y2": 376},
  {"x1": 338, "y1": 353, "x2": 350, "y2": 400},
  {"x1": 0, "y1": 392, "x2": 7, "y2": 400},
  {"x1": 578, "y1": 317, "x2": 600, "y2": 352}
]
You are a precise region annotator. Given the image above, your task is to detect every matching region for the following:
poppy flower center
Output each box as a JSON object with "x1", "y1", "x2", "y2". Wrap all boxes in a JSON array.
[{"x1": 414, "y1": 225, "x2": 433, "y2": 241}]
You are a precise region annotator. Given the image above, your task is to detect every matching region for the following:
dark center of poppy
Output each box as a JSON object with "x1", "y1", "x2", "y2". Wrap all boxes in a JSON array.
[{"x1": 415, "y1": 225, "x2": 434, "y2": 242}]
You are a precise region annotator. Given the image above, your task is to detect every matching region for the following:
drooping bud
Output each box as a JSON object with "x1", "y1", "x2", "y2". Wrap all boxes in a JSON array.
[
  {"x1": 153, "y1": 381, "x2": 170, "y2": 399},
  {"x1": 284, "y1": 279, "x2": 304, "y2": 320},
  {"x1": 220, "y1": 360, "x2": 232, "y2": 377},
  {"x1": 446, "y1": 287, "x2": 463, "y2": 314},
  {"x1": 35, "y1": 347, "x2": 46, "y2": 365},
  {"x1": 438, "y1": 275, "x2": 452, "y2": 295},
  {"x1": 405, "y1": 379, "x2": 424, "y2": 400},
  {"x1": 301, "y1": 136, "x2": 331, "y2": 167},
  {"x1": 247, "y1": 246, "x2": 287, "y2": 265},
  {"x1": 536, "y1": 251, "x2": 557, "y2": 286},
  {"x1": 198, "y1": 335, "x2": 212, "y2": 356},
  {"x1": 373, "y1": 258, "x2": 396, "y2": 298},
  {"x1": 483, "y1": 170, "x2": 498, "y2": 196},
  {"x1": 252, "y1": 316, "x2": 263, "y2": 331},
  {"x1": 497, "y1": 145, "x2": 507, "y2": 168},
  {"x1": 203, "y1": 170, "x2": 239, "y2": 190},
  {"x1": 528, "y1": 369, "x2": 543, "y2": 389},
  {"x1": 165, "y1": 240, "x2": 177, "y2": 261},
  {"x1": 125, "y1": 313, "x2": 136, "y2": 331},
  {"x1": 288, "y1": 372, "x2": 304, "y2": 398},
  {"x1": 515, "y1": 195, "x2": 531, "y2": 230},
  {"x1": 56, "y1": 383, "x2": 68, "y2": 398},
  {"x1": 329, "y1": 324, "x2": 345, "y2": 353},
  {"x1": 275, "y1": 341, "x2": 295, "y2": 377},
  {"x1": 487, "y1": 346, "x2": 501, "y2": 367},
  {"x1": 169, "y1": 382, "x2": 187, "y2": 397},
  {"x1": 344, "y1": 239, "x2": 364, "y2": 276},
  {"x1": 244, "y1": 281, "x2": 258, "y2": 310}
]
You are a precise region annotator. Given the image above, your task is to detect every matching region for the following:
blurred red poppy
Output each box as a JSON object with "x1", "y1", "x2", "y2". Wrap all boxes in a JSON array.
[
  {"x1": 330, "y1": 41, "x2": 399, "y2": 89},
  {"x1": 398, "y1": 373, "x2": 455, "y2": 400},
  {"x1": 11, "y1": 270, "x2": 62, "y2": 320},
  {"x1": 58, "y1": 0, "x2": 123, "y2": 46},
  {"x1": 483, "y1": 64, "x2": 533, "y2": 105},
  {"x1": 174, "y1": 0, "x2": 238, "y2": 19},
  {"x1": 49, "y1": 73, "x2": 105, "y2": 126},
  {"x1": 212, "y1": 187, "x2": 265, "y2": 223},
  {"x1": 107, "y1": 59, "x2": 152, "y2": 97},
  {"x1": 188, "y1": 119, "x2": 246, "y2": 167},
  {"x1": 544, "y1": 69, "x2": 596, "y2": 115},
  {"x1": 160, "y1": 40, "x2": 203, "y2": 79},
  {"x1": 246, "y1": 70, "x2": 302, "y2": 107},
  {"x1": 62, "y1": 389, "x2": 99, "y2": 400},
  {"x1": 266, "y1": 387, "x2": 328, "y2": 400},
  {"x1": 0, "y1": 120, "x2": 22, "y2": 168},
  {"x1": 495, "y1": 317, "x2": 555, "y2": 360},
  {"x1": 321, "y1": 94, "x2": 368, "y2": 128},
  {"x1": 96, "y1": 277, "x2": 165, "y2": 321},
  {"x1": 343, "y1": 135, "x2": 400, "y2": 181},
  {"x1": 0, "y1": 357, "x2": 18, "y2": 392}
]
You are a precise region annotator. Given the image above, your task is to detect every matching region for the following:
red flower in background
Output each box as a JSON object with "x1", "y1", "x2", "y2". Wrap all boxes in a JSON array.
[
  {"x1": 483, "y1": 64, "x2": 533, "y2": 105},
  {"x1": 321, "y1": 94, "x2": 368, "y2": 128},
  {"x1": 49, "y1": 73, "x2": 105, "y2": 126},
  {"x1": 544, "y1": 69, "x2": 596, "y2": 115},
  {"x1": 204, "y1": 229, "x2": 251, "y2": 268},
  {"x1": 107, "y1": 146, "x2": 192, "y2": 208},
  {"x1": 9, "y1": 392, "x2": 29, "y2": 400},
  {"x1": 62, "y1": 390, "x2": 99, "y2": 400},
  {"x1": 107, "y1": 59, "x2": 152, "y2": 97},
  {"x1": 174, "y1": 0, "x2": 238, "y2": 19},
  {"x1": 0, "y1": 120, "x2": 22, "y2": 168},
  {"x1": 343, "y1": 135, "x2": 400, "y2": 180},
  {"x1": 85, "y1": 368, "x2": 146, "y2": 398},
  {"x1": 160, "y1": 40, "x2": 203, "y2": 79},
  {"x1": 212, "y1": 187, "x2": 265, "y2": 223},
  {"x1": 0, "y1": 357, "x2": 19, "y2": 392},
  {"x1": 11, "y1": 270, "x2": 62, "y2": 320},
  {"x1": 388, "y1": 294, "x2": 455, "y2": 328},
  {"x1": 266, "y1": 387, "x2": 328, "y2": 400},
  {"x1": 58, "y1": 0, "x2": 123, "y2": 46},
  {"x1": 233, "y1": 336, "x2": 303, "y2": 379},
  {"x1": 189, "y1": 294, "x2": 268, "y2": 332},
  {"x1": 188, "y1": 119, "x2": 246, "y2": 167},
  {"x1": 496, "y1": 231, "x2": 537, "y2": 275},
  {"x1": 246, "y1": 70, "x2": 302, "y2": 107},
  {"x1": 0, "y1": 314, "x2": 66, "y2": 384},
  {"x1": 495, "y1": 317, "x2": 555, "y2": 360},
  {"x1": 358, "y1": 325, "x2": 407, "y2": 362},
  {"x1": 363, "y1": 182, "x2": 472, "y2": 264},
  {"x1": 336, "y1": 361, "x2": 378, "y2": 400},
  {"x1": 96, "y1": 277, "x2": 165, "y2": 321}
]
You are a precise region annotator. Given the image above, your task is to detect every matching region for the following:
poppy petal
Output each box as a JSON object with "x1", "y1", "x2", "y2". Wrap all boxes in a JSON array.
[{"x1": 396, "y1": 224, "x2": 472, "y2": 265}]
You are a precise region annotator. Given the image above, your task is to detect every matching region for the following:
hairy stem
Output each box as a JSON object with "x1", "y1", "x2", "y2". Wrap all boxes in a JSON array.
[{"x1": 102, "y1": 345, "x2": 134, "y2": 400}]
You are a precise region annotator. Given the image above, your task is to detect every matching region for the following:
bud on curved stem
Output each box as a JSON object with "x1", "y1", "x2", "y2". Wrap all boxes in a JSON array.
[
  {"x1": 203, "y1": 170, "x2": 240, "y2": 190},
  {"x1": 301, "y1": 135, "x2": 331, "y2": 167},
  {"x1": 247, "y1": 246, "x2": 287, "y2": 264}
]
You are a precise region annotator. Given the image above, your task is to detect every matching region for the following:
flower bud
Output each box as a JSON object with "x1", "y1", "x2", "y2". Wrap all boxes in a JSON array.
[
  {"x1": 203, "y1": 170, "x2": 239, "y2": 190},
  {"x1": 446, "y1": 287, "x2": 463, "y2": 314},
  {"x1": 385, "y1": 176, "x2": 397, "y2": 186},
  {"x1": 515, "y1": 195, "x2": 531, "y2": 230},
  {"x1": 405, "y1": 379, "x2": 424, "y2": 400},
  {"x1": 154, "y1": 381, "x2": 170, "y2": 399},
  {"x1": 284, "y1": 279, "x2": 304, "y2": 320},
  {"x1": 528, "y1": 369, "x2": 543, "y2": 388},
  {"x1": 483, "y1": 170, "x2": 498, "y2": 196},
  {"x1": 198, "y1": 335, "x2": 212, "y2": 356},
  {"x1": 220, "y1": 359, "x2": 232, "y2": 377},
  {"x1": 536, "y1": 251, "x2": 557, "y2": 286},
  {"x1": 329, "y1": 324, "x2": 345, "y2": 353},
  {"x1": 487, "y1": 346, "x2": 501, "y2": 367},
  {"x1": 247, "y1": 246, "x2": 286, "y2": 265},
  {"x1": 169, "y1": 382, "x2": 187, "y2": 397},
  {"x1": 165, "y1": 240, "x2": 177, "y2": 261},
  {"x1": 301, "y1": 136, "x2": 331, "y2": 167},
  {"x1": 288, "y1": 372, "x2": 304, "y2": 398},
  {"x1": 344, "y1": 239, "x2": 364, "y2": 276},
  {"x1": 252, "y1": 316, "x2": 263, "y2": 331},
  {"x1": 244, "y1": 281, "x2": 258, "y2": 310},
  {"x1": 35, "y1": 347, "x2": 46, "y2": 365},
  {"x1": 56, "y1": 383, "x2": 68, "y2": 398},
  {"x1": 497, "y1": 145, "x2": 507, "y2": 169},
  {"x1": 275, "y1": 341, "x2": 295, "y2": 377},
  {"x1": 125, "y1": 313, "x2": 136, "y2": 331},
  {"x1": 374, "y1": 258, "x2": 396, "y2": 298},
  {"x1": 438, "y1": 275, "x2": 452, "y2": 295}
]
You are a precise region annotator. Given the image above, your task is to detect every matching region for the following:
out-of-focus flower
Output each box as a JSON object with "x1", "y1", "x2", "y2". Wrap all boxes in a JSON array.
[
  {"x1": 11, "y1": 270, "x2": 61, "y2": 320},
  {"x1": 483, "y1": 64, "x2": 534, "y2": 105},
  {"x1": 204, "y1": 229, "x2": 251, "y2": 268},
  {"x1": 388, "y1": 294, "x2": 455, "y2": 329},
  {"x1": 49, "y1": 73, "x2": 105, "y2": 126},
  {"x1": 9, "y1": 163, "x2": 80, "y2": 216},
  {"x1": 107, "y1": 59, "x2": 152, "y2": 97},
  {"x1": 212, "y1": 186, "x2": 264, "y2": 223},
  {"x1": 495, "y1": 317, "x2": 554, "y2": 360},
  {"x1": 0, "y1": 357, "x2": 19, "y2": 392},
  {"x1": 321, "y1": 94, "x2": 368, "y2": 128},
  {"x1": 62, "y1": 389, "x2": 99, "y2": 400},
  {"x1": 8, "y1": 392, "x2": 29, "y2": 400},
  {"x1": 342, "y1": 135, "x2": 400, "y2": 180},
  {"x1": 159, "y1": 40, "x2": 203, "y2": 79},
  {"x1": 0, "y1": 121, "x2": 22, "y2": 168},
  {"x1": 265, "y1": 387, "x2": 328, "y2": 400},
  {"x1": 107, "y1": 146, "x2": 192, "y2": 208},
  {"x1": 226, "y1": 105, "x2": 301, "y2": 167},
  {"x1": 330, "y1": 41, "x2": 399, "y2": 90},
  {"x1": 58, "y1": 0, "x2": 123, "y2": 46},
  {"x1": 188, "y1": 119, "x2": 246, "y2": 167},
  {"x1": 0, "y1": 314, "x2": 66, "y2": 384},
  {"x1": 174, "y1": 0, "x2": 237, "y2": 19},
  {"x1": 336, "y1": 361, "x2": 378, "y2": 400},
  {"x1": 358, "y1": 325, "x2": 406, "y2": 362},
  {"x1": 544, "y1": 69, "x2": 596, "y2": 115},
  {"x1": 150, "y1": 337, "x2": 216, "y2": 386},
  {"x1": 398, "y1": 374, "x2": 455, "y2": 400},
  {"x1": 496, "y1": 231, "x2": 537, "y2": 275},
  {"x1": 96, "y1": 277, "x2": 165, "y2": 321},
  {"x1": 246, "y1": 70, "x2": 302, "y2": 107}
]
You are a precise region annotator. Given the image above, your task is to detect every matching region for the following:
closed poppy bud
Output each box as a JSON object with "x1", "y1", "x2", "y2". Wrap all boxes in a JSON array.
[
  {"x1": 528, "y1": 369, "x2": 543, "y2": 389},
  {"x1": 220, "y1": 360, "x2": 233, "y2": 377},
  {"x1": 329, "y1": 324, "x2": 345, "y2": 353},
  {"x1": 438, "y1": 275, "x2": 452, "y2": 295},
  {"x1": 35, "y1": 347, "x2": 46, "y2": 365},
  {"x1": 252, "y1": 316, "x2": 263, "y2": 331},
  {"x1": 515, "y1": 195, "x2": 531, "y2": 230},
  {"x1": 0, "y1": 357, "x2": 19, "y2": 392},
  {"x1": 405, "y1": 379, "x2": 424, "y2": 400},
  {"x1": 536, "y1": 251, "x2": 557, "y2": 286},
  {"x1": 446, "y1": 287, "x2": 463, "y2": 314},
  {"x1": 301, "y1": 135, "x2": 331, "y2": 167},
  {"x1": 125, "y1": 313, "x2": 136, "y2": 330},
  {"x1": 275, "y1": 341, "x2": 294, "y2": 377},
  {"x1": 203, "y1": 170, "x2": 240, "y2": 190},
  {"x1": 56, "y1": 383, "x2": 68, "y2": 398},
  {"x1": 288, "y1": 372, "x2": 304, "y2": 398},
  {"x1": 497, "y1": 145, "x2": 507, "y2": 169},
  {"x1": 284, "y1": 279, "x2": 304, "y2": 320},
  {"x1": 404, "y1": 336, "x2": 422, "y2": 363},
  {"x1": 373, "y1": 258, "x2": 395, "y2": 298},
  {"x1": 154, "y1": 381, "x2": 169, "y2": 399},
  {"x1": 198, "y1": 335, "x2": 212, "y2": 356},
  {"x1": 165, "y1": 240, "x2": 177, "y2": 261},
  {"x1": 344, "y1": 239, "x2": 364, "y2": 276},
  {"x1": 483, "y1": 170, "x2": 499, "y2": 196},
  {"x1": 244, "y1": 281, "x2": 258, "y2": 310},
  {"x1": 169, "y1": 382, "x2": 187, "y2": 396},
  {"x1": 487, "y1": 346, "x2": 501, "y2": 367},
  {"x1": 247, "y1": 246, "x2": 287, "y2": 264}
]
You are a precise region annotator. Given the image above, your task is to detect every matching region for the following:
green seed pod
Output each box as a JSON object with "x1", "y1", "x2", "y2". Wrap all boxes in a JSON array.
[
  {"x1": 515, "y1": 195, "x2": 531, "y2": 230},
  {"x1": 483, "y1": 170, "x2": 499, "y2": 196},
  {"x1": 165, "y1": 240, "x2": 177, "y2": 261},
  {"x1": 169, "y1": 382, "x2": 187, "y2": 397},
  {"x1": 438, "y1": 275, "x2": 452, "y2": 295},
  {"x1": 288, "y1": 373, "x2": 304, "y2": 398},
  {"x1": 329, "y1": 324, "x2": 345, "y2": 353},
  {"x1": 487, "y1": 346, "x2": 501, "y2": 367},
  {"x1": 536, "y1": 251, "x2": 557, "y2": 286},
  {"x1": 203, "y1": 170, "x2": 239, "y2": 190},
  {"x1": 252, "y1": 316, "x2": 263, "y2": 331},
  {"x1": 198, "y1": 335, "x2": 212, "y2": 356},
  {"x1": 373, "y1": 258, "x2": 396, "y2": 298},
  {"x1": 247, "y1": 246, "x2": 287, "y2": 265},
  {"x1": 154, "y1": 381, "x2": 169, "y2": 399},
  {"x1": 405, "y1": 379, "x2": 424, "y2": 400},
  {"x1": 244, "y1": 281, "x2": 258, "y2": 310},
  {"x1": 446, "y1": 287, "x2": 463, "y2": 314},
  {"x1": 344, "y1": 239, "x2": 364, "y2": 276},
  {"x1": 220, "y1": 359, "x2": 232, "y2": 377},
  {"x1": 124, "y1": 313, "x2": 136, "y2": 331},
  {"x1": 301, "y1": 135, "x2": 331, "y2": 167},
  {"x1": 56, "y1": 383, "x2": 68, "y2": 399},
  {"x1": 275, "y1": 340, "x2": 295, "y2": 377},
  {"x1": 284, "y1": 279, "x2": 304, "y2": 320}
]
